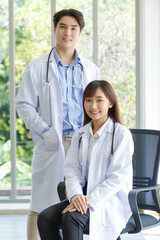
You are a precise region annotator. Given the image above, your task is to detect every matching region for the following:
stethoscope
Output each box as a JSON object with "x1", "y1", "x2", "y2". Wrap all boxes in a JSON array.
[
  {"x1": 45, "y1": 47, "x2": 83, "y2": 88},
  {"x1": 45, "y1": 47, "x2": 55, "y2": 86},
  {"x1": 78, "y1": 121, "x2": 115, "y2": 155}
]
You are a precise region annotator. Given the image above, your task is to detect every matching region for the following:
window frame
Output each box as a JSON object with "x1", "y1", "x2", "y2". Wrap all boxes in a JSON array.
[{"x1": 1, "y1": 0, "x2": 141, "y2": 203}]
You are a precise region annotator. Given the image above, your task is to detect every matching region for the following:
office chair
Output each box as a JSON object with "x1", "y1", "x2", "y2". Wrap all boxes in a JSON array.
[
  {"x1": 57, "y1": 129, "x2": 160, "y2": 239},
  {"x1": 120, "y1": 129, "x2": 160, "y2": 238}
]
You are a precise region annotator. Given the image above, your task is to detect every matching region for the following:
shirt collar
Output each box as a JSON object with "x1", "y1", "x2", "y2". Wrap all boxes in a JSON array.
[
  {"x1": 53, "y1": 48, "x2": 80, "y2": 67},
  {"x1": 89, "y1": 117, "x2": 111, "y2": 137},
  {"x1": 71, "y1": 50, "x2": 81, "y2": 66},
  {"x1": 53, "y1": 48, "x2": 61, "y2": 65}
]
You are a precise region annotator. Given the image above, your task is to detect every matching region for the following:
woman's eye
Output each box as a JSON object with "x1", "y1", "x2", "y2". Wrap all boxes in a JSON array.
[{"x1": 85, "y1": 99, "x2": 91, "y2": 102}]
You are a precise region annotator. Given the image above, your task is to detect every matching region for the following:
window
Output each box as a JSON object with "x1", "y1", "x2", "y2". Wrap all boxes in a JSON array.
[
  {"x1": 15, "y1": 0, "x2": 51, "y2": 197},
  {"x1": 0, "y1": 0, "x2": 11, "y2": 197},
  {"x1": 0, "y1": 0, "x2": 136, "y2": 201},
  {"x1": 98, "y1": 0, "x2": 135, "y2": 128}
]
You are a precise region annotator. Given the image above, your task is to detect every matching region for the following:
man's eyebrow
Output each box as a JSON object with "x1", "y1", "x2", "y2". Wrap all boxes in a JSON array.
[{"x1": 59, "y1": 23, "x2": 79, "y2": 27}]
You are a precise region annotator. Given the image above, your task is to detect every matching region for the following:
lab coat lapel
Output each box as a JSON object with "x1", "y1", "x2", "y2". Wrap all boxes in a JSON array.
[
  {"x1": 49, "y1": 52, "x2": 59, "y2": 81},
  {"x1": 87, "y1": 119, "x2": 114, "y2": 194},
  {"x1": 80, "y1": 125, "x2": 90, "y2": 184},
  {"x1": 44, "y1": 53, "x2": 63, "y2": 134}
]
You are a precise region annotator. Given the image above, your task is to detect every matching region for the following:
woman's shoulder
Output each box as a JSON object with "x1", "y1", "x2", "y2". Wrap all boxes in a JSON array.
[{"x1": 115, "y1": 122, "x2": 132, "y2": 138}]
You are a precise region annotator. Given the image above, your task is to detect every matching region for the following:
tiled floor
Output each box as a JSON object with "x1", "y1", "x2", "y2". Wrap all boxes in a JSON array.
[
  {"x1": 0, "y1": 214, "x2": 27, "y2": 240},
  {"x1": 0, "y1": 212, "x2": 160, "y2": 240}
]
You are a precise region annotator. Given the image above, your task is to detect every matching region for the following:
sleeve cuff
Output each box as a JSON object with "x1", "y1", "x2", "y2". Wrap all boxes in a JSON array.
[{"x1": 41, "y1": 126, "x2": 51, "y2": 135}]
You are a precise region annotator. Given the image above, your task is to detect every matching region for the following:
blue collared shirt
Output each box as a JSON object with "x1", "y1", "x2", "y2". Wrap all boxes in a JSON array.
[{"x1": 54, "y1": 49, "x2": 83, "y2": 135}]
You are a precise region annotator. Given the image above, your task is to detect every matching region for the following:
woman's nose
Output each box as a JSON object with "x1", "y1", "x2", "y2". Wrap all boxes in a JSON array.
[{"x1": 90, "y1": 101, "x2": 97, "y2": 109}]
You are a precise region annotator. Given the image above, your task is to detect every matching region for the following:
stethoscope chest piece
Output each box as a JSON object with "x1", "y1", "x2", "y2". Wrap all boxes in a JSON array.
[{"x1": 45, "y1": 82, "x2": 50, "y2": 87}]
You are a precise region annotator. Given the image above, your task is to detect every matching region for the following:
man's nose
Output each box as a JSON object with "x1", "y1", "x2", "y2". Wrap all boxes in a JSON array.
[{"x1": 65, "y1": 28, "x2": 71, "y2": 35}]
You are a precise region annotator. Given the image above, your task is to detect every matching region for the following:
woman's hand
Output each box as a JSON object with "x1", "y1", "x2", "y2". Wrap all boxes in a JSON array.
[
  {"x1": 62, "y1": 194, "x2": 89, "y2": 215},
  {"x1": 62, "y1": 203, "x2": 77, "y2": 214},
  {"x1": 71, "y1": 194, "x2": 89, "y2": 214}
]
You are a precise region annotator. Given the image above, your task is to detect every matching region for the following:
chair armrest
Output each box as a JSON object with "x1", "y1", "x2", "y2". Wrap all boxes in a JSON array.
[{"x1": 128, "y1": 184, "x2": 160, "y2": 233}]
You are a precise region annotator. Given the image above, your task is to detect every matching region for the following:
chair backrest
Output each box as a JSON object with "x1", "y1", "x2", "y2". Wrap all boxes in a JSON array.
[{"x1": 130, "y1": 129, "x2": 160, "y2": 212}]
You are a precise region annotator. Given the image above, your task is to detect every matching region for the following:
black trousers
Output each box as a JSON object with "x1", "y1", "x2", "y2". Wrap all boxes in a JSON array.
[{"x1": 37, "y1": 199, "x2": 90, "y2": 240}]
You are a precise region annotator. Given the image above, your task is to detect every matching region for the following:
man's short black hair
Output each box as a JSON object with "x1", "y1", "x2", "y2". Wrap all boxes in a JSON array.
[{"x1": 53, "y1": 9, "x2": 85, "y2": 30}]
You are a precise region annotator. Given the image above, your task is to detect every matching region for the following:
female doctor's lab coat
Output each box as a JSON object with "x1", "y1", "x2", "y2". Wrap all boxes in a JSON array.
[
  {"x1": 15, "y1": 52, "x2": 100, "y2": 213},
  {"x1": 64, "y1": 118, "x2": 134, "y2": 240}
]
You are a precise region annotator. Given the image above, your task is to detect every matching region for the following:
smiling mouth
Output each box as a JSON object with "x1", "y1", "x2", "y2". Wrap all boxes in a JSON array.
[
  {"x1": 63, "y1": 37, "x2": 71, "y2": 41},
  {"x1": 90, "y1": 111, "x2": 100, "y2": 115}
]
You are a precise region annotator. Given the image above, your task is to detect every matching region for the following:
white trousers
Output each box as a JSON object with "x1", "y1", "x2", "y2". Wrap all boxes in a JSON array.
[
  {"x1": 27, "y1": 211, "x2": 40, "y2": 240},
  {"x1": 27, "y1": 136, "x2": 72, "y2": 240}
]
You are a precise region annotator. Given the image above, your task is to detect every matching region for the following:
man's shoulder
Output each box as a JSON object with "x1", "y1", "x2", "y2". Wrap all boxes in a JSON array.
[
  {"x1": 25, "y1": 54, "x2": 49, "y2": 74},
  {"x1": 28, "y1": 54, "x2": 48, "y2": 66},
  {"x1": 80, "y1": 55, "x2": 98, "y2": 69}
]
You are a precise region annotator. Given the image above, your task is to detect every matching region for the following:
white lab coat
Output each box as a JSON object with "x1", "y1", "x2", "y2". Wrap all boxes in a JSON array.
[
  {"x1": 15, "y1": 52, "x2": 100, "y2": 212},
  {"x1": 64, "y1": 118, "x2": 134, "y2": 240}
]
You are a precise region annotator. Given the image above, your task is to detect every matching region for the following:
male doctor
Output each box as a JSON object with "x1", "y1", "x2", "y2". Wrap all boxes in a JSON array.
[{"x1": 15, "y1": 8, "x2": 100, "y2": 240}]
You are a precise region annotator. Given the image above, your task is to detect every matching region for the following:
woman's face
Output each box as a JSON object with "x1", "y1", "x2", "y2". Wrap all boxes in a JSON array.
[{"x1": 84, "y1": 87, "x2": 113, "y2": 126}]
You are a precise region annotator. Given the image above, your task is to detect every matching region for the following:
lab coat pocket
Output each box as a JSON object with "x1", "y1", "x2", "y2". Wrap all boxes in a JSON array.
[
  {"x1": 42, "y1": 127, "x2": 59, "y2": 151},
  {"x1": 101, "y1": 198, "x2": 125, "y2": 227}
]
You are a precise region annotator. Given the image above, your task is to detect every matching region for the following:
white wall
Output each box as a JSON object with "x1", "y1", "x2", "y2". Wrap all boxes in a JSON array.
[
  {"x1": 145, "y1": 0, "x2": 160, "y2": 130},
  {"x1": 136, "y1": 0, "x2": 160, "y2": 130}
]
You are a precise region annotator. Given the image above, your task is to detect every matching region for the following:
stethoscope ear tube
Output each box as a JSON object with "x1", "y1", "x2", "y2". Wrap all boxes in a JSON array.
[
  {"x1": 45, "y1": 47, "x2": 83, "y2": 87},
  {"x1": 46, "y1": 47, "x2": 55, "y2": 84}
]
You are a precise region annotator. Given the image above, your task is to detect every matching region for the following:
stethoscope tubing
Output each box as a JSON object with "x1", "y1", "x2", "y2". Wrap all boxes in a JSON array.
[
  {"x1": 46, "y1": 47, "x2": 55, "y2": 85},
  {"x1": 46, "y1": 47, "x2": 83, "y2": 87}
]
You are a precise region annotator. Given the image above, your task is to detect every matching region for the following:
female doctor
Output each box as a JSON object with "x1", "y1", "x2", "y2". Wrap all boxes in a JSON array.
[{"x1": 38, "y1": 80, "x2": 134, "y2": 240}]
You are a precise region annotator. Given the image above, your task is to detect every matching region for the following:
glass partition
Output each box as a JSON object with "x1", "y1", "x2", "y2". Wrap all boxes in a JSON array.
[
  {"x1": 15, "y1": 0, "x2": 51, "y2": 197},
  {"x1": 98, "y1": 0, "x2": 136, "y2": 128},
  {"x1": 0, "y1": 0, "x2": 11, "y2": 197},
  {"x1": 0, "y1": 0, "x2": 136, "y2": 201}
]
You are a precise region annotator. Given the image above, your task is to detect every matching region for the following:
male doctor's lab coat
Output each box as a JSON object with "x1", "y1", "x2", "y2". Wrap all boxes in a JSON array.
[
  {"x1": 15, "y1": 52, "x2": 100, "y2": 212},
  {"x1": 64, "y1": 118, "x2": 134, "y2": 240}
]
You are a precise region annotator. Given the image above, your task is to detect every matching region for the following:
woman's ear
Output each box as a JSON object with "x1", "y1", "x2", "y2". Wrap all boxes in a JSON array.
[{"x1": 109, "y1": 101, "x2": 114, "y2": 109}]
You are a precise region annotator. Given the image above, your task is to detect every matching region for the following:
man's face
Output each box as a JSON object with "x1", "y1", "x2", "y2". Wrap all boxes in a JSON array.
[{"x1": 54, "y1": 16, "x2": 81, "y2": 50}]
